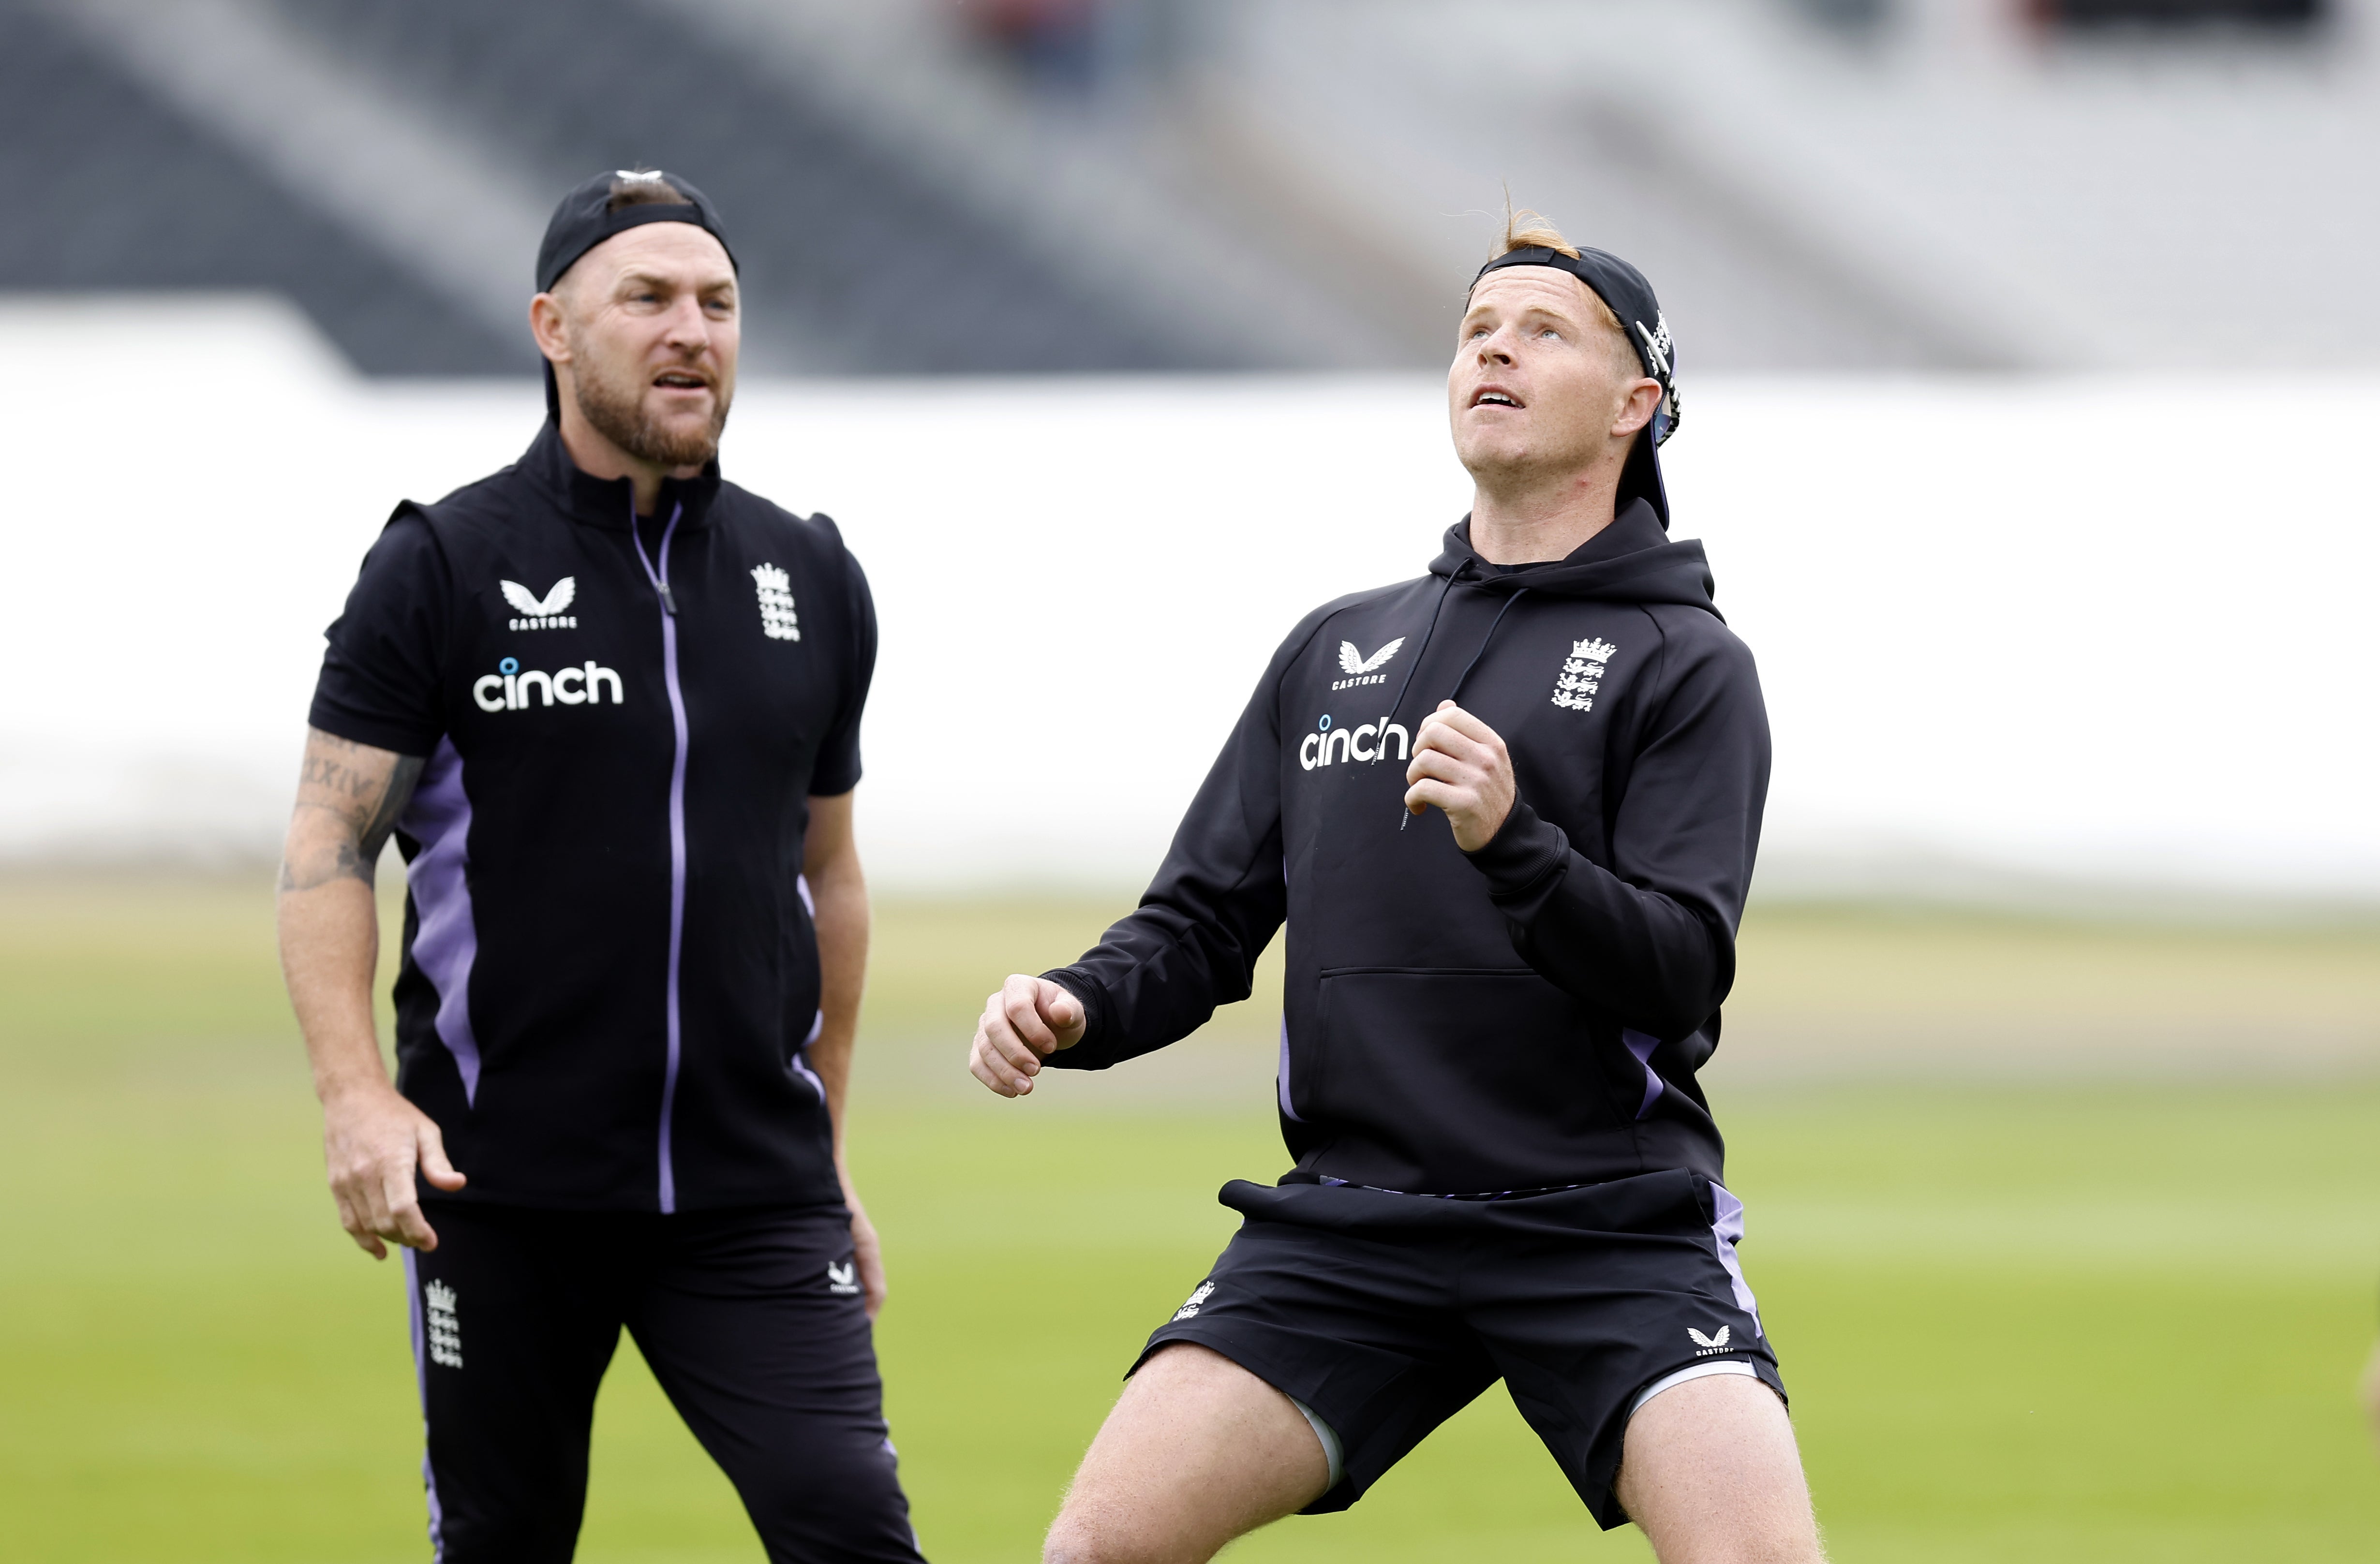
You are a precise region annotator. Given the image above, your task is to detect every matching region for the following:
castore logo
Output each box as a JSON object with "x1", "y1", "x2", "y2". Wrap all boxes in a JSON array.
[
  {"x1": 1331, "y1": 637, "x2": 1404, "y2": 691},
  {"x1": 501, "y1": 576, "x2": 578, "y2": 631}
]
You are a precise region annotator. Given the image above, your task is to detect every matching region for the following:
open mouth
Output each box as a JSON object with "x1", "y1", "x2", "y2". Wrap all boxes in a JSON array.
[
  {"x1": 1472, "y1": 388, "x2": 1522, "y2": 409},
  {"x1": 653, "y1": 369, "x2": 711, "y2": 392}
]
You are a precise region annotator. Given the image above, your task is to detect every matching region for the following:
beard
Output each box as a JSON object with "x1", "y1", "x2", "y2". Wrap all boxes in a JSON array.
[{"x1": 570, "y1": 346, "x2": 731, "y2": 471}]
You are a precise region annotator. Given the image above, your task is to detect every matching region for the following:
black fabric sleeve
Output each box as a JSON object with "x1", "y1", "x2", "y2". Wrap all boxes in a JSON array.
[
  {"x1": 809, "y1": 519, "x2": 875, "y2": 797},
  {"x1": 307, "y1": 505, "x2": 453, "y2": 757},
  {"x1": 1461, "y1": 621, "x2": 1770, "y2": 1042},
  {"x1": 1039, "y1": 630, "x2": 1302, "y2": 1071}
]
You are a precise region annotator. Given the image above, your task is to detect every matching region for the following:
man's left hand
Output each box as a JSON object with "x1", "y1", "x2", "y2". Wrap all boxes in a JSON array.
[
  {"x1": 843, "y1": 1177, "x2": 888, "y2": 1319},
  {"x1": 1405, "y1": 700, "x2": 1516, "y2": 852}
]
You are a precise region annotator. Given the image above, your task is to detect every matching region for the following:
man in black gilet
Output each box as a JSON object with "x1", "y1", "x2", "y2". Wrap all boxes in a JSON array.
[{"x1": 279, "y1": 170, "x2": 923, "y2": 1563}]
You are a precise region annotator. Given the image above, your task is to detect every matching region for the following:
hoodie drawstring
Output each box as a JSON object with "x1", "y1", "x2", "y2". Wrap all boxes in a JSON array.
[
  {"x1": 1382, "y1": 563, "x2": 1464, "y2": 742},
  {"x1": 1393, "y1": 572, "x2": 1532, "y2": 829},
  {"x1": 1449, "y1": 587, "x2": 1528, "y2": 704},
  {"x1": 1382, "y1": 567, "x2": 1465, "y2": 829}
]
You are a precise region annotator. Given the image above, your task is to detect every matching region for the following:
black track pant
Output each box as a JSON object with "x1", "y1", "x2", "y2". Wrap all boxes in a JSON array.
[{"x1": 402, "y1": 1201, "x2": 923, "y2": 1563}]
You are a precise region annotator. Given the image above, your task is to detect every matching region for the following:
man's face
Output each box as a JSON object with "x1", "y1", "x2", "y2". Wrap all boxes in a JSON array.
[
  {"x1": 1448, "y1": 266, "x2": 1650, "y2": 487},
  {"x1": 544, "y1": 222, "x2": 739, "y2": 471}
]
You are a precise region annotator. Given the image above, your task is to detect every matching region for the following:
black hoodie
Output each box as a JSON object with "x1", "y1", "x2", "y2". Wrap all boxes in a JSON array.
[{"x1": 1043, "y1": 499, "x2": 1770, "y2": 1194}]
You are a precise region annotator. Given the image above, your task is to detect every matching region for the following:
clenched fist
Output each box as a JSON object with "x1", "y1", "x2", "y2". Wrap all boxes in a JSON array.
[
  {"x1": 968, "y1": 974, "x2": 1086, "y2": 1098},
  {"x1": 1404, "y1": 700, "x2": 1517, "y2": 851}
]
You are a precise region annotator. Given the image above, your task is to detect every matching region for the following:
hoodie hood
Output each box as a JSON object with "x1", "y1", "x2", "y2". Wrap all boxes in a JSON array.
[{"x1": 1428, "y1": 499, "x2": 1721, "y2": 619}]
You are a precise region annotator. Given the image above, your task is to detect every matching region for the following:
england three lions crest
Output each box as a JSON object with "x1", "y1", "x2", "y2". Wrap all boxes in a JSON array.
[
  {"x1": 1551, "y1": 636, "x2": 1616, "y2": 712},
  {"x1": 751, "y1": 564, "x2": 800, "y2": 641}
]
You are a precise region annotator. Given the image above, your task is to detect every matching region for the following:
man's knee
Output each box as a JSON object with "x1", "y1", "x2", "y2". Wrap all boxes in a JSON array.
[{"x1": 1043, "y1": 1501, "x2": 1163, "y2": 1564}]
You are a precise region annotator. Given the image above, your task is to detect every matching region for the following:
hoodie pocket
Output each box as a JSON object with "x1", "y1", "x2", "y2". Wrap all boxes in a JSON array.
[{"x1": 1310, "y1": 966, "x2": 1627, "y2": 1191}]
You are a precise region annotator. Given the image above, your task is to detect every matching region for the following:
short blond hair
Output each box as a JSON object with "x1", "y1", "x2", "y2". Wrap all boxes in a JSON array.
[
  {"x1": 1478, "y1": 201, "x2": 1637, "y2": 379},
  {"x1": 1488, "y1": 204, "x2": 1625, "y2": 340},
  {"x1": 1499, "y1": 206, "x2": 1581, "y2": 262}
]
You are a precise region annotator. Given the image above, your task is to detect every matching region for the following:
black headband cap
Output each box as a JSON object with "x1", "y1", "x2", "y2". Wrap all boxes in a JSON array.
[
  {"x1": 536, "y1": 170, "x2": 738, "y2": 418},
  {"x1": 1472, "y1": 243, "x2": 1679, "y2": 526}
]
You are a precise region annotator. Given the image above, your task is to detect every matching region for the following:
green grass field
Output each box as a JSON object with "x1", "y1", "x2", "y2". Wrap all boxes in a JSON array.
[{"x1": 2, "y1": 876, "x2": 2377, "y2": 1561}]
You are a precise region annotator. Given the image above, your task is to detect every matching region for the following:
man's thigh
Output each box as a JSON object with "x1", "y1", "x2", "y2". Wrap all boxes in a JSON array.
[
  {"x1": 407, "y1": 1205, "x2": 631, "y2": 1564},
  {"x1": 1617, "y1": 1373, "x2": 1825, "y2": 1564},
  {"x1": 1461, "y1": 1170, "x2": 1786, "y2": 1532},
  {"x1": 626, "y1": 1205, "x2": 923, "y2": 1564},
  {"x1": 1129, "y1": 1214, "x2": 1498, "y2": 1513},
  {"x1": 1049, "y1": 1343, "x2": 1329, "y2": 1564}
]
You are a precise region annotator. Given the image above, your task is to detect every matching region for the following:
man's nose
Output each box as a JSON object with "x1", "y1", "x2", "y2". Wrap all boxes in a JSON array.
[{"x1": 660, "y1": 296, "x2": 711, "y2": 349}]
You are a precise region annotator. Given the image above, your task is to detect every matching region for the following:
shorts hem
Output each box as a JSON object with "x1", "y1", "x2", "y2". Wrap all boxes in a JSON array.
[
  {"x1": 1132, "y1": 1321, "x2": 1367, "y2": 1514},
  {"x1": 1586, "y1": 1353, "x2": 1789, "y2": 1530}
]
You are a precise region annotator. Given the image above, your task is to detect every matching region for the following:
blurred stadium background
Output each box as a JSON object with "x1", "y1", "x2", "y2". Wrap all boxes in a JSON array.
[{"x1": 2, "y1": 0, "x2": 2377, "y2": 1559}]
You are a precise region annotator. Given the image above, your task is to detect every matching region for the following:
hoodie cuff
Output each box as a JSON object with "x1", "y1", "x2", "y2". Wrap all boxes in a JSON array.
[
  {"x1": 1461, "y1": 796, "x2": 1571, "y2": 903},
  {"x1": 1035, "y1": 969, "x2": 1108, "y2": 1069}
]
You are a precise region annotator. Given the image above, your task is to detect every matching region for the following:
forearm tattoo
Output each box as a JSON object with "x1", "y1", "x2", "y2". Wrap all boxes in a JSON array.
[{"x1": 281, "y1": 731, "x2": 425, "y2": 892}]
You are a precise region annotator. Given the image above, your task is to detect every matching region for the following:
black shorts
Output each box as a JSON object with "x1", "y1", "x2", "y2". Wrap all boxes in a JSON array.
[
  {"x1": 1134, "y1": 1168, "x2": 1784, "y2": 1530},
  {"x1": 403, "y1": 1201, "x2": 923, "y2": 1563}
]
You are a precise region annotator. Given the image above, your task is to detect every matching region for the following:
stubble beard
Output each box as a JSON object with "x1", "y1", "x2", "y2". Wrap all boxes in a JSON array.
[{"x1": 572, "y1": 349, "x2": 731, "y2": 471}]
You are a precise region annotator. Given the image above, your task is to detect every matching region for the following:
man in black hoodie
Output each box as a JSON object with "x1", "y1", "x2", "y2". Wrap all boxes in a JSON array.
[{"x1": 970, "y1": 217, "x2": 1823, "y2": 1563}]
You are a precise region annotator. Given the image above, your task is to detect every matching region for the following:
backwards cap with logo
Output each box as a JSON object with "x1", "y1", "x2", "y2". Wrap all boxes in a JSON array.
[
  {"x1": 1472, "y1": 244, "x2": 1681, "y2": 527},
  {"x1": 534, "y1": 169, "x2": 739, "y2": 420}
]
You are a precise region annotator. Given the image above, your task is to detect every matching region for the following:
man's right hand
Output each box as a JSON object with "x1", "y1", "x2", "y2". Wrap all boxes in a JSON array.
[
  {"x1": 322, "y1": 1082, "x2": 466, "y2": 1258},
  {"x1": 969, "y1": 975, "x2": 1086, "y2": 1098}
]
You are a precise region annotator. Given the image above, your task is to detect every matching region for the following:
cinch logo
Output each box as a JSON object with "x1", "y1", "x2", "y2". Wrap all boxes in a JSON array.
[
  {"x1": 473, "y1": 655, "x2": 625, "y2": 712},
  {"x1": 500, "y1": 576, "x2": 578, "y2": 631},
  {"x1": 1298, "y1": 712, "x2": 1411, "y2": 770}
]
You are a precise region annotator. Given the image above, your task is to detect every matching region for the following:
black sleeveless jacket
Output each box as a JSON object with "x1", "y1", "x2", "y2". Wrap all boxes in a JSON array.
[{"x1": 309, "y1": 422, "x2": 875, "y2": 1212}]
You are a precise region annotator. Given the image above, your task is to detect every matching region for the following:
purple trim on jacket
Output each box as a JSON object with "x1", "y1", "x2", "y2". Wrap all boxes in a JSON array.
[
  {"x1": 630, "y1": 503, "x2": 690, "y2": 1214},
  {"x1": 400, "y1": 739, "x2": 481, "y2": 1103}
]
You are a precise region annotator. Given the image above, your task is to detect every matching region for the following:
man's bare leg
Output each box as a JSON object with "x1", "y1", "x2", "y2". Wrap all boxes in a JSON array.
[
  {"x1": 1043, "y1": 1343, "x2": 1330, "y2": 1564},
  {"x1": 1615, "y1": 1374, "x2": 1827, "y2": 1564}
]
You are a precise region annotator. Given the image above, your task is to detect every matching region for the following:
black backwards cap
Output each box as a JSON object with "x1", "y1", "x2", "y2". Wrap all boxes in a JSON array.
[
  {"x1": 1473, "y1": 244, "x2": 1680, "y2": 527},
  {"x1": 534, "y1": 170, "x2": 738, "y2": 419}
]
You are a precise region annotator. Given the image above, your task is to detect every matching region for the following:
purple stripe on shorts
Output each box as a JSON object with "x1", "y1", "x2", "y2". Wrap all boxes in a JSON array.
[
  {"x1": 1710, "y1": 1182, "x2": 1764, "y2": 1337},
  {"x1": 1621, "y1": 1028, "x2": 1666, "y2": 1120},
  {"x1": 403, "y1": 1250, "x2": 446, "y2": 1560},
  {"x1": 400, "y1": 739, "x2": 481, "y2": 1103}
]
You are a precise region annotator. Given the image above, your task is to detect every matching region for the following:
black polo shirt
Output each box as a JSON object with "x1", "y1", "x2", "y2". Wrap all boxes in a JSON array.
[{"x1": 310, "y1": 421, "x2": 875, "y2": 1212}]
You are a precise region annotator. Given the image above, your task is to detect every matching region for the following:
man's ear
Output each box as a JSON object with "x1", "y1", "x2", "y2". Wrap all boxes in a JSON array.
[
  {"x1": 1611, "y1": 377, "x2": 1662, "y2": 440},
  {"x1": 528, "y1": 291, "x2": 571, "y2": 366}
]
